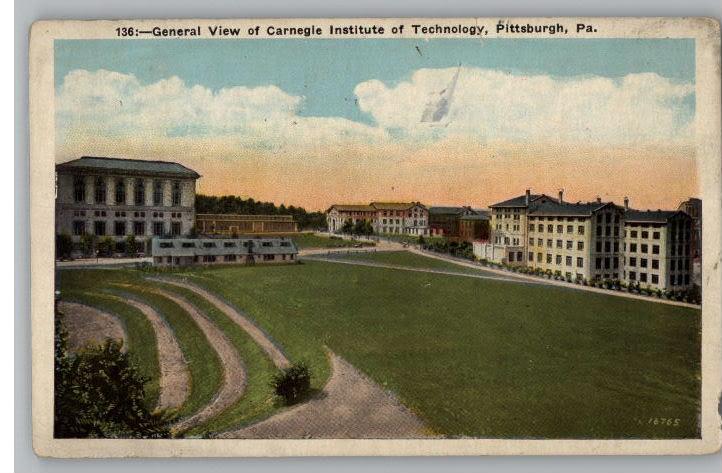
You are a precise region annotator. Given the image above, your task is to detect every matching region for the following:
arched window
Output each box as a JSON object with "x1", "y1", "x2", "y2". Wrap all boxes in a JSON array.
[
  {"x1": 94, "y1": 177, "x2": 106, "y2": 204},
  {"x1": 115, "y1": 178, "x2": 126, "y2": 204},
  {"x1": 73, "y1": 176, "x2": 85, "y2": 203},
  {"x1": 134, "y1": 179, "x2": 145, "y2": 206},
  {"x1": 153, "y1": 180, "x2": 163, "y2": 206}
]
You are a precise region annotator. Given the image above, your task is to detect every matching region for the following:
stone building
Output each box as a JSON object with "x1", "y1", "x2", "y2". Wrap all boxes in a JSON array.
[
  {"x1": 677, "y1": 197, "x2": 702, "y2": 259},
  {"x1": 326, "y1": 201, "x2": 429, "y2": 236},
  {"x1": 623, "y1": 209, "x2": 694, "y2": 291},
  {"x1": 55, "y1": 156, "x2": 199, "y2": 252},
  {"x1": 196, "y1": 214, "x2": 298, "y2": 235},
  {"x1": 151, "y1": 236, "x2": 298, "y2": 267}
]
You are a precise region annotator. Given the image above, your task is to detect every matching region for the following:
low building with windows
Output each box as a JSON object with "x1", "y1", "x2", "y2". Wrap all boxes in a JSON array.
[
  {"x1": 196, "y1": 214, "x2": 298, "y2": 236},
  {"x1": 56, "y1": 156, "x2": 199, "y2": 252},
  {"x1": 428, "y1": 206, "x2": 489, "y2": 242},
  {"x1": 623, "y1": 209, "x2": 694, "y2": 292},
  {"x1": 326, "y1": 201, "x2": 429, "y2": 236},
  {"x1": 151, "y1": 237, "x2": 298, "y2": 267}
]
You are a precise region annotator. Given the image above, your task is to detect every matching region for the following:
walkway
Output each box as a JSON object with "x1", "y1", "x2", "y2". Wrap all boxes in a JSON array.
[{"x1": 58, "y1": 301, "x2": 127, "y2": 353}]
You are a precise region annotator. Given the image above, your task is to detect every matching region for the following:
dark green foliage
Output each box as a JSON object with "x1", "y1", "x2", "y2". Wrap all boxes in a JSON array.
[
  {"x1": 97, "y1": 237, "x2": 115, "y2": 257},
  {"x1": 195, "y1": 194, "x2": 327, "y2": 230},
  {"x1": 271, "y1": 362, "x2": 311, "y2": 405},
  {"x1": 353, "y1": 219, "x2": 374, "y2": 236},
  {"x1": 56, "y1": 233, "x2": 73, "y2": 260},
  {"x1": 341, "y1": 218, "x2": 354, "y2": 234},
  {"x1": 54, "y1": 313, "x2": 170, "y2": 439},
  {"x1": 125, "y1": 235, "x2": 138, "y2": 256},
  {"x1": 79, "y1": 234, "x2": 97, "y2": 257}
]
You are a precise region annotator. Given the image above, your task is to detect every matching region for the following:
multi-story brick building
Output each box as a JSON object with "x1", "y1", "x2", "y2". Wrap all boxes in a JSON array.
[
  {"x1": 55, "y1": 156, "x2": 199, "y2": 251},
  {"x1": 196, "y1": 214, "x2": 298, "y2": 236},
  {"x1": 326, "y1": 202, "x2": 429, "y2": 236},
  {"x1": 428, "y1": 206, "x2": 489, "y2": 242},
  {"x1": 623, "y1": 209, "x2": 694, "y2": 291}
]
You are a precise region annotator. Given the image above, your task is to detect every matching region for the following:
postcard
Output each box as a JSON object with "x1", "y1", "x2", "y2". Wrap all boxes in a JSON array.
[{"x1": 29, "y1": 17, "x2": 721, "y2": 457}]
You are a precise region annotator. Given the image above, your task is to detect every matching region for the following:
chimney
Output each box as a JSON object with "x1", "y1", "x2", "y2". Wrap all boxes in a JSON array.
[
  {"x1": 624, "y1": 196, "x2": 629, "y2": 210},
  {"x1": 558, "y1": 189, "x2": 564, "y2": 204},
  {"x1": 525, "y1": 189, "x2": 531, "y2": 205},
  {"x1": 596, "y1": 196, "x2": 602, "y2": 204}
]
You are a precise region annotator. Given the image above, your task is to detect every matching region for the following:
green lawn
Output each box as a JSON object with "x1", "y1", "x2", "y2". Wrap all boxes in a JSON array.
[
  {"x1": 273, "y1": 232, "x2": 375, "y2": 249},
  {"x1": 324, "y1": 250, "x2": 498, "y2": 276},
  {"x1": 57, "y1": 255, "x2": 701, "y2": 439}
]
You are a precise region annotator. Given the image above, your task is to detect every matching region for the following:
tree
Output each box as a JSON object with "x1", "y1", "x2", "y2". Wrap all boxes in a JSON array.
[
  {"x1": 341, "y1": 218, "x2": 354, "y2": 234},
  {"x1": 54, "y1": 312, "x2": 170, "y2": 438},
  {"x1": 56, "y1": 233, "x2": 73, "y2": 260},
  {"x1": 97, "y1": 237, "x2": 115, "y2": 257},
  {"x1": 79, "y1": 234, "x2": 97, "y2": 257},
  {"x1": 270, "y1": 362, "x2": 311, "y2": 405},
  {"x1": 125, "y1": 235, "x2": 138, "y2": 256}
]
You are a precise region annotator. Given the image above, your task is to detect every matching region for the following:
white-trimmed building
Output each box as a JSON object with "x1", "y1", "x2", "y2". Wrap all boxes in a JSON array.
[
  {"x1": 326, "y1": 201, "x2": 429, "y2": 236},
  {"x1": 151, "y1": 237, "x2": 298, "y2": 267}
]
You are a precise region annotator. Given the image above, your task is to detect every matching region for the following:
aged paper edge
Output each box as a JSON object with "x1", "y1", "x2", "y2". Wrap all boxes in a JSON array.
[{"x1": 29, "y1": 17, "x2": 722, "y2": 457}]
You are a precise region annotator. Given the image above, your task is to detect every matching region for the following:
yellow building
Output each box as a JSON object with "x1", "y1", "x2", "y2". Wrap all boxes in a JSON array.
[{"x1": 196, "y1": 213, "x2": 298, "y2": 236}]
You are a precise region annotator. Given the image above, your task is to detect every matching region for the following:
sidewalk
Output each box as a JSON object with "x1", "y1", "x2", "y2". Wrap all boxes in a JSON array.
[{"x1": 56, "y1": 256, "x2": 152, "y2": 268}]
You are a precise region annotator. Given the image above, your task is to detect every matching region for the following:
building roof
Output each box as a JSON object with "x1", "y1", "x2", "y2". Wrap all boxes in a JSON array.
[
  {"x1": 428, "y1": 206, "x2": 471, "y2": 215},
  {"x1": 625, "y1": 209, "x2": 688, "y2": 223},
  {"x1": 459, "y1": 213, "x2": 489, "y2": 221},
  {"x1": 529, "y1": 200, "x2": 616, "y2": 217},
  {"x1": 327, "y1": 204, "x2": 375, "y2": 212},
  {"x1": 56, "y1": 156, "x2": 200, "y2": 179},
  {"x1": 151, "y1": 237, "x2": 298, "y2": 257},
  {"x1": 197, "y1": 213, "x2": 296, "y2": 222},
  {"x1": 370, "y1": 202, "x2": 425, "y2": 210},
  {"x1": 489, "y1": 193, "x2": 556, "y2": 208}
]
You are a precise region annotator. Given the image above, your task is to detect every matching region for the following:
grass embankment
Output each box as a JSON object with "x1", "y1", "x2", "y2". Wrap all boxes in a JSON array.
[
  {"x1": 171, "y1": 257, "x2": 701, "y2": 439},
  {"x1": 152, "y1": 282, "x2": 279, "y2": 436},
  {"x1": 260, "y1": 232, "x2": 375, "y2": 249},
  {"x1": 323, "y1": 250, "x2": 496, "y2": 276},
  {"x1": 60, "y1": 291, "x2": 161, "y2": 409},
  {"x1": 58, "y1": 270, "x2": 224, "y2": 425}
]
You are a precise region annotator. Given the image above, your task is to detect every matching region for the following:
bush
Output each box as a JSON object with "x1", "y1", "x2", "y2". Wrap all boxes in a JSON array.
[
  {"x1": 97, "y1": 237, "x2": 116, "y2": 257},
  {"x1": 56, "y1": 233, "x2": 73, "y2": 260},
  {"x1": 54, "y1": 312, "x2": 170, "y2": 438},
  {"x1": 270, "y1": 362, "x2": 311, "y2": 405}
]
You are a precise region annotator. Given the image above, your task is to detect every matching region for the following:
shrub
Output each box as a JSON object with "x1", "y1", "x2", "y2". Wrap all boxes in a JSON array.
[
  {"x1": 271, "y1": 362, "x2": 311, "y2": 405},
  {"x1": 97, "y1": 237, "x2": 116, "y2": 257},
  {"x1": 56, "y1": 233, "x2": 73, "y2": 260}
]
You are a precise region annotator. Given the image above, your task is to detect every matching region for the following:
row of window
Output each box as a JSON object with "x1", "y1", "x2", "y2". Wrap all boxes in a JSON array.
[
  {"x1": 72, "y1": 220, "x2": 182, "y2": 237},
  {"x1": 529, "y1": 224, "x2": 586, "y2": 235},
  {"x1": 73, "y1": 176, "x2": 183, "y2": 206},
  {"x1": 529, "y1": 238, "x2": 586, "y2": 251},
  {"x1": 628, "y1": 271, "x2": 690, "y2": 286},
  {"x1": 529, "y1": 252, "x2": 587, "y2": 268},
  {"x1": 626, "y1": 230, "x2": 661, "y2": 240}
]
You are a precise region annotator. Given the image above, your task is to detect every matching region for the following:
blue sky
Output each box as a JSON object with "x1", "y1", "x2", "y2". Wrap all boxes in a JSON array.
[{"x1": 55, "y1": 38, "x2": 695, "y2": 125}]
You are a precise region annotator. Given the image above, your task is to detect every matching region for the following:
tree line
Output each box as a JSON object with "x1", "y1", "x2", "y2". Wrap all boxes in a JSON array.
[{"x1": 195, "y1": 194, "x2": 327, "y2": 230}]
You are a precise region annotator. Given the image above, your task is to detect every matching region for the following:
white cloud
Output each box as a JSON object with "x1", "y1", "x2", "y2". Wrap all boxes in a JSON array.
[
  {"x1": 354, "y1": 67, "x2": 694, "y2": 144},
  {"x1": 56, "y1": 69, "x2": 385, "y2": 150}
]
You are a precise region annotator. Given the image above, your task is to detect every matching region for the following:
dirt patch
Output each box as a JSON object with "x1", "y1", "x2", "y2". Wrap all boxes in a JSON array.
[
  {"x1": 117, "y1": 296, "x2": 190, "y2": 412},
  {"x1": 58, "y1": 301, "x2": 126, "y2": 353},
  {"x1": 150, "y1": 278, "x2": 289, "y2": 369},
  {"x1": 218, "y1": 352, "x2": 429, "y2": 439},
  {"x1": 151, "y1": 288, "x2": 247, "y2": 435}
]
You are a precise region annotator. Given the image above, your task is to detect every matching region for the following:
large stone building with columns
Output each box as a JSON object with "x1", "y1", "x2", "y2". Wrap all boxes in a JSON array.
[{"x1": 55, "y1": 156, "x2": 199, "y2": 250}]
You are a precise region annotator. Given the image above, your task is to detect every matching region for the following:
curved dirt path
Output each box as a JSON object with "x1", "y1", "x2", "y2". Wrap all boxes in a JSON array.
[
  {"x1": 150, "y1": 288, "x2": 247, "y2": 434},
  {"x1": 218, "y1": 352, "x2": 429, "y2": 439},
  {"x1": 109, "y1": 295, "x2": 191, "y2": 412},
  {"x1": 149, "y1": 278, "x2": 290, "y2": 369},
  {"x1": 58, "y1": 301, "x2": 127, "y2": 353}
]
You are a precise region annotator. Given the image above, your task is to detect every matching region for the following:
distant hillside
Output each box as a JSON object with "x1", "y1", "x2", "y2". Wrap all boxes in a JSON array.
[{"x1": 195, "y1": 195, "x2": 327, "y2": 230}]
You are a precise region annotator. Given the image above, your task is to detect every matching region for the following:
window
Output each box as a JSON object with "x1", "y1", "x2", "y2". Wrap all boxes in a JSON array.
[
  {"x1": 566, "y1": 240, "x2": 573, "y2": 250},
  {"x1": 630, "y1": 243, "x2": 637, "y2": 252},
  {"x1": 537, "y1": 253, "x2": 542, "y2": 262},
  {"x1": 538, "y1": 224, "x2": 543, "y2": 232},
  {"x1": 640, "y1": 272, "x2": 647, "y2": 283},
  {"x1": 547, "y1": 225, "x2": 553, "y2": 233},
  {"x1": 73, "y1": 176, "x2": 85, "y2": 202},
  {"x1": 94, "y1": 221, "x2": 105, "y2": 236},
  {"x1": 629, "y1": 271, "x2": 636, "y2": 281},
  {"x1": 653, "y1": 231, "x2": 660, "y2": 240},
  {"x1": 528, "y1": 252, "x2": 534, "y2": 261},
  {"x1": 596, "y1": 225, "x2": 602, "y2": 235},
  {"x1": 595, "y1": 257, "x2": 601, "y2": 269},
  {"x1": 134, "y1": 179, "x2": 145, "y2": 205},
  {"x1": 566, "y1": 256, "x2": 572, "y2": 266},
  {"x1": 613, "y1": 241, "x2": 619, "y2": 252},
  {"x1": 528, "y1": 238, "x2": 534, "y2": 245},
  {"x1": 604, "y1": 257, "x2": 610, "y2": 269},
  {"x1": 652, "y1": 245, "x2": 659, "y2": 255},
  {"x1": 203, "y1": 255, "x2": 217, "y2": 263},
  {"x1": 641, "y1": 231, "x2": 649, "y2": 239},
  {"x1": 509, "y1": 252, "x2": 515, "y2": 262},
  {"x1": 605, "y1": 226, "x2": 611, "y2": 236},
  {"x1": 578, "y1": 226, "x2": 585, "y2": 235},
  {"x1": 171, "y1": 222, "x2": 181, "y2": 236},
  {"x1": 640, "y1": 258, "x2": 648, "y2": 268},
  {"x1": 671, "y1": 260, "x2": 676, "y2": 271},
  {"x1": 641, "y1": 244, "x2": 648, "y2": 253},
  {"x1": 684, "y1": 274, "x2": 690, "y2": 285},
  {"x1": 576, "y1": 257, "x2": 584, "y2": 268},
  {"x1": 631, "y1": 230, "x2": 638, "y2": 238},
  {"x1": 72, "y1": 220, "x2": 85, "y2": 235},
  {"x1": 224, "y1": 255, "x2": 237, "y2": 262},
  {"x1": 556, "y1": 240, "x2": 562, "y2": 249},
  {"x1": 652, "y1": 274, "x2": 659, "y2": 284},
  {"x1": 172, "y1": 181, "x2": 182, "y2": 206},
  {"x1": 159, "y1": 242, "x2": 174, "y2": 249},
  {"x1": 670, "y1": 275, "x2": 676, "y2": 285},
  {"x1": 613, "y1": 257, "x2": 619, "y2": 269},
  {"x1": 567, "y1": 225, "x2": 573, "y2": 233},
  {"x1": 555, "y1": 255, "x2": 562, "y2": 264},
  {"x1": 94, "y1": 177, "x2": 106, "y2": 203},
  {"x1": 263, "y1": 254, "x2": 275, "y2": 261},
  {"x1": 596, "y1": 241, "x2": 602, "y2": 252},
  {"x1": 604, "y1": 241, "x2": 611, "y2": 252},
  {"x1": 629, "y1": 257, "x2": 637, "y2": 267},
  {"x1": 153, "y1": 180, "x2": 163, "y2": 206},
  {"x1": 115, "y1": 179, "x2": 126, "y2": 204},
  {"x1": 114, "y1": 221, "x2": 126, "y2": 236},
  {"x1": 203, "y1": 242, "x2": 217, "y2": 248},
  {"x1": 546, "y1": 254, "x2": 552, "y2": 264},
  {"x1": 547, "y1": 239, "x2": 552, "y2": 248},
  {"x1": 537, "y1": 238, "x2": 543, "y2": 246},
  {"x1": 182, "y1": 242, "x2": 196, "y2": 248},
  {"x1": 152, "y1": 221, "x2": 164, "y2": 236},
  {"x1": 133, "y1": 221, "x2": 145, "y2": 236},
  {"x1": 557, "y1": 225, "x2": 563, "y2": 233},
  {"x1": 528, "y1": 224, "x2": 534, "y2": 232},
  {"x1": 577, "y1": 241, "x2": 584, "y2": 251}
]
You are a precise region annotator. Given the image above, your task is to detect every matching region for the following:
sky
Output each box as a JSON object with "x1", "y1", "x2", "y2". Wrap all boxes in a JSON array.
[{"x1": 54, "y1": 38, "x2": 697, "y2": 211}]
